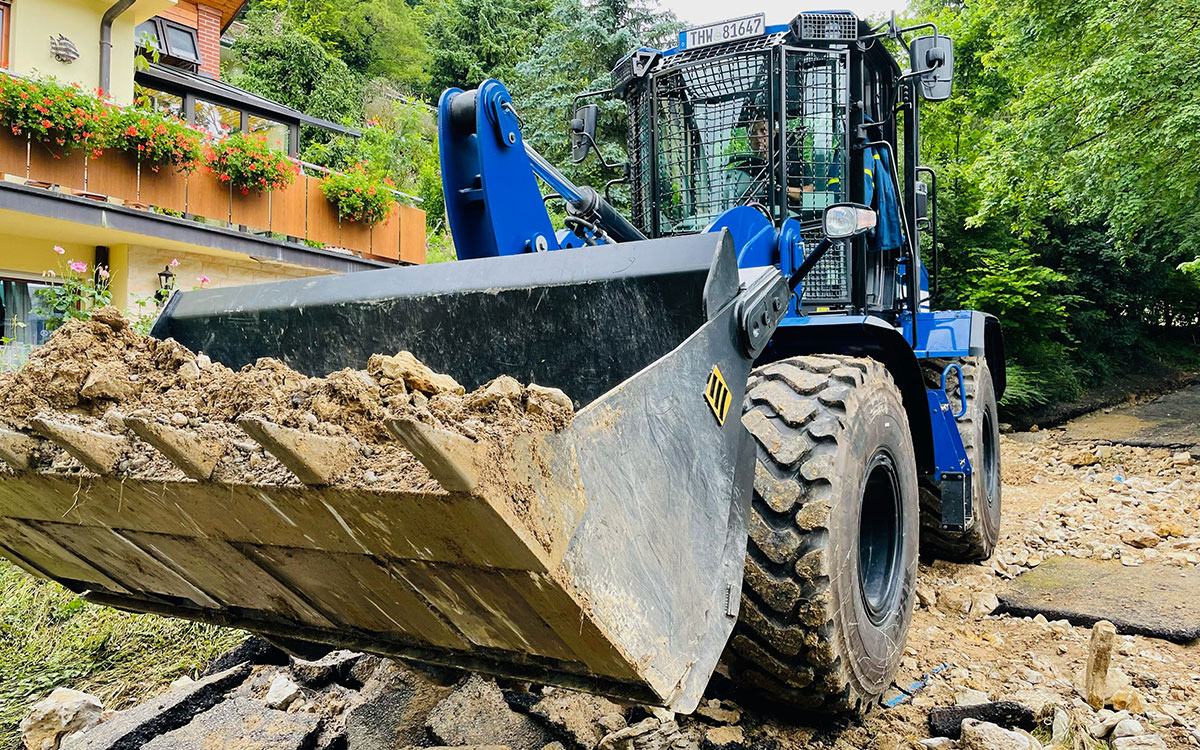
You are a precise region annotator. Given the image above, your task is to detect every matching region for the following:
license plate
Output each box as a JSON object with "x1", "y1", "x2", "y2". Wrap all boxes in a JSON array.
[{"x1": 680, "y1": 14, "x2": 766, "y2": 50}]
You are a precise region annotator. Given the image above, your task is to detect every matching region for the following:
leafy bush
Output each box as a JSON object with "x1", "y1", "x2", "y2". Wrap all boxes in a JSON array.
[
  {"x1": 0, "y1": 74, "x2": 107, "y2": 157},
  {"x1": 32, "y1": 247, "x2": 113, "y2": 331},
  {"x1": 320, "y1": 163, "x2": 395, "y2": 225},
  {"x1": 106, "y1": 107, "x2": 204, "y2": 172},
  {"x1": 204, "y1": 132, "x2": 297, "y2": 194}
]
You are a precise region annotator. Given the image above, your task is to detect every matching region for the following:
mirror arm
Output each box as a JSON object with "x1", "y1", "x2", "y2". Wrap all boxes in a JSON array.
[{"x1": 574, "y1": 130, "x2": 625, "y2": 170}]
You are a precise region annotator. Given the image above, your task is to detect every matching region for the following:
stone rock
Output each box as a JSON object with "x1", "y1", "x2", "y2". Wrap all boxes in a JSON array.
[
  {"x1": 265, "y1": 674, "x2": 303, "y2": 710},
  {"x1": 1154, "y1": 522, "x2": 1185, "y2": 538},
  {"x1": 292, "y1": 650, "x2": 363, "y2": 689},
  {"x1": 916, "y1": 584, "x2": 937, "y2": 609},
  {"x1": 919, "y1": 739, "x2": 954, "y2": 750},
  {"x1": 1120, "y1": 530, "x2": 1161, "y2": 549},
  {"x1": 701, "y1": 725, "x2": 745, "y2": 750},
  {"x1": 1113, "y1": 719, "x2": 1145, "y2": 738},
  {"x1": 466, "y1": 376, "x2": 524, "y2": 409},
  {"x1": 929, "y1": 702, "x2": 1037, "y2": 740},
  {"x1": 954, "y1": 687, "x2": 991, "y2": 707},
  {"x1": 140, "y1": 698, "x2": 321, "y2": 750},
  {"x1": 972, "y1": 592, "x2": 1000, "y2": 617},
  {"x1": 597, "y1": 718, "x2": 690, "y2": 750},
  {"x1": 959, "y1": 719, "x2": 1038, "y2": 750},
  {"x1": 937, "y1": 587, "x2": 973, "y2": 615},
  {"x1": 80, "y1": 362, "x2": 138, "y2": 402},
  {"x1": 1050, "y1": 708, "x2": 1069, "y2": 745},
  {"x1": 1111, "y1": 687, "x2": 1146, "y2": 714},
  {"x1": 695, "y1": 699, "x2": 741, "y2": 725},
  {"x1": 20, "y1": 689, "x2": 104, "y2": 750},
  {"x1": 426, "y1": 676, "x2": 553, "y2": 750},
  {"x1": 530, "y1": 688, "x2": 626, "y2": 750},
  {"x1": 201, "y1": 636, "x2": 289, "y2": 676},
  {"x1": 1088, "y1": 710, "x2": 1130, "y2": 738},
  {"x1": 345, "y1": 660, "x2": 454, "y2": 750},
  {"x1": 526, "y1": 384, "x2": 574, "y2": 417},
  {"x1": 1112, "y1": 737, "x2": 1168, "y2": 750},
  {"x1": 61, "y1": 664, "x2": 250, "y2": 750},
  {"x1": 369, "y1": 351, "x2": 465, "y2": 395}
]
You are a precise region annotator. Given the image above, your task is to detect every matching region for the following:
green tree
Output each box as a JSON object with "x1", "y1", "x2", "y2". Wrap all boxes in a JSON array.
[
  {"x1": 421, "y1": 0, "x2": 558, "y2": 99},
  {"x1": 225, "y1": 9, "x2": 364, "y2": 141},
  {"x1": 511, "y1": 0, "x2": 679, "y2": 208},
  {"x1": 249, "y1": 0, "x2": 431, "y2": 87}
]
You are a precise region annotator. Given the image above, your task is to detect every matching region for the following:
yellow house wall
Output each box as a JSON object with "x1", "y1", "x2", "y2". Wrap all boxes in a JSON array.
[
  {"x1": 5, "y1": 0, "x2": 175, "y2": 105},
  {"x1": 0, "y1": 236, "x2": 96, "y2": 280},
  {"x1": 122, "y1": 246, "x2": 329, "y2": 311},
  {"x1": 0, "y1": 238, "x2": 326, "y2": 318}
]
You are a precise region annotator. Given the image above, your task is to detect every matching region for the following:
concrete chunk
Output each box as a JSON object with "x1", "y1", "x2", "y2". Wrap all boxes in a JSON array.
[
  {"x1": 426, "y1": 676, "x2": 553, "y2": 750},
  {"x1": 60, "y1": 663, "x2": 250, "y2": 750},
  {"x1": 292, "y1": 650, "x2": 363, "y2": 689},
  {"x1": 140, "y1": 698, "x2": 321, "y2": 750},
  {"x1": 928, "y1": 701, "x2": 1036, "y2": 740},
  {"x1": 19, "y1": 688, "x2": 103, "y2": 750}
]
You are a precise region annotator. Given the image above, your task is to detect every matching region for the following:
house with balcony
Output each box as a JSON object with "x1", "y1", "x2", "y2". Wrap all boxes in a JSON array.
[{"x1": 0, "y1": 0, "x2": 426, "y2": 368}]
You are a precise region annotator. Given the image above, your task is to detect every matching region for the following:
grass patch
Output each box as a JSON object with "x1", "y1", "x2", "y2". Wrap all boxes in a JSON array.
[{"x1": 0, "y1": 561, "x2": 244, "y2": 747}]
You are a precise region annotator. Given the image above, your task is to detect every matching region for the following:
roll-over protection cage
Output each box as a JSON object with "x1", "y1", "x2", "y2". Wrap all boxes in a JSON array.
[{"x1": 616, "y1": 13, "x2": 919, "y2": 314}]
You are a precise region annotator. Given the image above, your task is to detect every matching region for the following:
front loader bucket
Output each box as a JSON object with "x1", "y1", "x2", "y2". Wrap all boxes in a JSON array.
[{"x1": 0, "y1": 233, "x2": 768, "y2": 712}]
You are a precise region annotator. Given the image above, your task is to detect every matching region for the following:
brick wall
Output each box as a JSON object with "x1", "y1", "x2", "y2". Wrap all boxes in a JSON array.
[{"x1": 196, "y1": 4, "x2": 223, "y2": 78}]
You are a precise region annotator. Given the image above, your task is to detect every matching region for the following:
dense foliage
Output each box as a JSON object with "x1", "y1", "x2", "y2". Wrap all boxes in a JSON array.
[
  {"x1": 228, "y1": 0, "x2": 1200, "y2": 411},
  {"x1": 907, "y1": 0, "x2": 1200, "y2": 408}
]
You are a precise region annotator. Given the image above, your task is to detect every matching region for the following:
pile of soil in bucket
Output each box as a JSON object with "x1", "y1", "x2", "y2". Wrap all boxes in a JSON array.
[{"x1": 0, "y1": 308, "x2": 575, "y2": 493}]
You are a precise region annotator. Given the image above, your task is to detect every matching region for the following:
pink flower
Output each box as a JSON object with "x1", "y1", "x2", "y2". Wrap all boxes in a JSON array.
[
  {"x1": 69, "y1": 260, "x2": 87, "y2": 273},
  {"x1": 197, "y1": 274, "x2": 210, "y2": 285},
  {"x1": 98, "y1": 267, "x2": 110, "y2": 279},
  {"x1": 53, "y1": 245, "x2": 65, "y2": 254},
  {"x1": 169, "y1": 257, "x2": 180, "y2": 267}
]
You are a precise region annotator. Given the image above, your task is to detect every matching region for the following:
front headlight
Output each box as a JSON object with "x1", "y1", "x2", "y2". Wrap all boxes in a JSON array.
[{"x1": 823, "y1": 203, "x2": 877, "y2": 239}]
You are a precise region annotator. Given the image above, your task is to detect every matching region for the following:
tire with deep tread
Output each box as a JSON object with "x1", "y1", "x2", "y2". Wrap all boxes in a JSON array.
[
  {"x1": 725, "y1": 354, "x2": 919, "y2": 715},
  {"x1": 917, "y1": 358, "x2": 1002, "y2": 562}
]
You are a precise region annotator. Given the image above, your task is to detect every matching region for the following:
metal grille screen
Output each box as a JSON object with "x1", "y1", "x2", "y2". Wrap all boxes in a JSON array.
[{"x1": 623, "y1": 41, "x2": 851, "y2": 303}]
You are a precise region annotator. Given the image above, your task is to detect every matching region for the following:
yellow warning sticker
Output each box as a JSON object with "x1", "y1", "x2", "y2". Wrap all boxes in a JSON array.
[{"x1": 705, "y1": 365, "x2": 732, "y2": 426}]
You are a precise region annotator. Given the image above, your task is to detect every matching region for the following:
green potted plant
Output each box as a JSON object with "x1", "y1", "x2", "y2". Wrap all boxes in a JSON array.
[
  {"x1": 320, "y1": 163, "x2": 396, "y2": 226},
  {"x1": 0, "y1": 74, "x2": 106, "y2": 159},
  {"x1": 106, "y1": 106, "x2": 204, "y2": 173},
  {"x1": 204, "y1": 132, "x2": 297, "y2": 195}
]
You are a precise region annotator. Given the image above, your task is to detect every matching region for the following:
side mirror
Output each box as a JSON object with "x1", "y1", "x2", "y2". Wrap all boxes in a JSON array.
[
  {"x1": 909, "y1": 35, "x2": 954, "y2": 101},
  {"x1": 570, "y1": 104, "x2": 598, "y2": 163}
]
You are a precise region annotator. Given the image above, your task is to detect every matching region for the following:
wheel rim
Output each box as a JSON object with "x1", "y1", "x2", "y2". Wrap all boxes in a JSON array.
[
  {"x1": 858, "y1": 449, "x2": 904, "y2": 627},
  {"x1": 982, "y1": 407, "x2": 1000, "y2": 508}
]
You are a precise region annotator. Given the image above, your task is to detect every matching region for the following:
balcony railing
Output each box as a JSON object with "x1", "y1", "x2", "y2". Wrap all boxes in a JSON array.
[{"x1": 0, "y1": 132, "x2": 427, "y2": 265}]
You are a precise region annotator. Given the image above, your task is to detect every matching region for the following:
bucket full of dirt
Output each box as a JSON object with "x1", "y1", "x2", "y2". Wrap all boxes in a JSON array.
[{"x1": 0, "y1": 233, "x2": 767, "y2": 712}]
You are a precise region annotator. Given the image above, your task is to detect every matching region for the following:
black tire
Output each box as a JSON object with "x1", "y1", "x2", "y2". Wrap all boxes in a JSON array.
[
  {"x1": 725, "y1": 354, "x2": 919, "y2": 715},
  {"x1": 917, "y1": 358, "x2": 1002, "y2": 562}
]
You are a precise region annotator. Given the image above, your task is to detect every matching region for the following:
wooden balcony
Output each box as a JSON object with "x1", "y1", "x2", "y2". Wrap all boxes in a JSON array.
[{"x1": 0, "y1": 132, "x2": 426, "y2": 265}]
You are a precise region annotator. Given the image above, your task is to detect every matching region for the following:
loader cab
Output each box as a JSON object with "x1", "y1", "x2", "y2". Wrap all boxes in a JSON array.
[{"x1": 607, "y1": 11, "x2": 943, "y2": 319}]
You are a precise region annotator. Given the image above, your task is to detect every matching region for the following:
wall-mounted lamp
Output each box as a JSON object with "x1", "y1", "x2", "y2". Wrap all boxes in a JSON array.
[
  {"x1": 50, "y1": 35, "x2": 81, "y2": 64},
  {"x1": 156, "y1": 265, "x2": 177, "y2": 305}
]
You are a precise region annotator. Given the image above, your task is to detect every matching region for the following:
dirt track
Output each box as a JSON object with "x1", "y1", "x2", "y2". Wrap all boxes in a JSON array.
[{"x1": 816, "y1": 383, "x2": 1200, "y2": 749}]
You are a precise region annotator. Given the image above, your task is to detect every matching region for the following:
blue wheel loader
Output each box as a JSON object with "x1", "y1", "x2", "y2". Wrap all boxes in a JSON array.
[{"x1": 0, "y1": 12, "x2": 1003, "y2": 715}]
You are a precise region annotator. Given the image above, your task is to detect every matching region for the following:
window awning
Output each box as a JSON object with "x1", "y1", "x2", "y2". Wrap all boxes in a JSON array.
[{"x1": 135, "y1": 63, "x2": 362, "y2": 137}]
